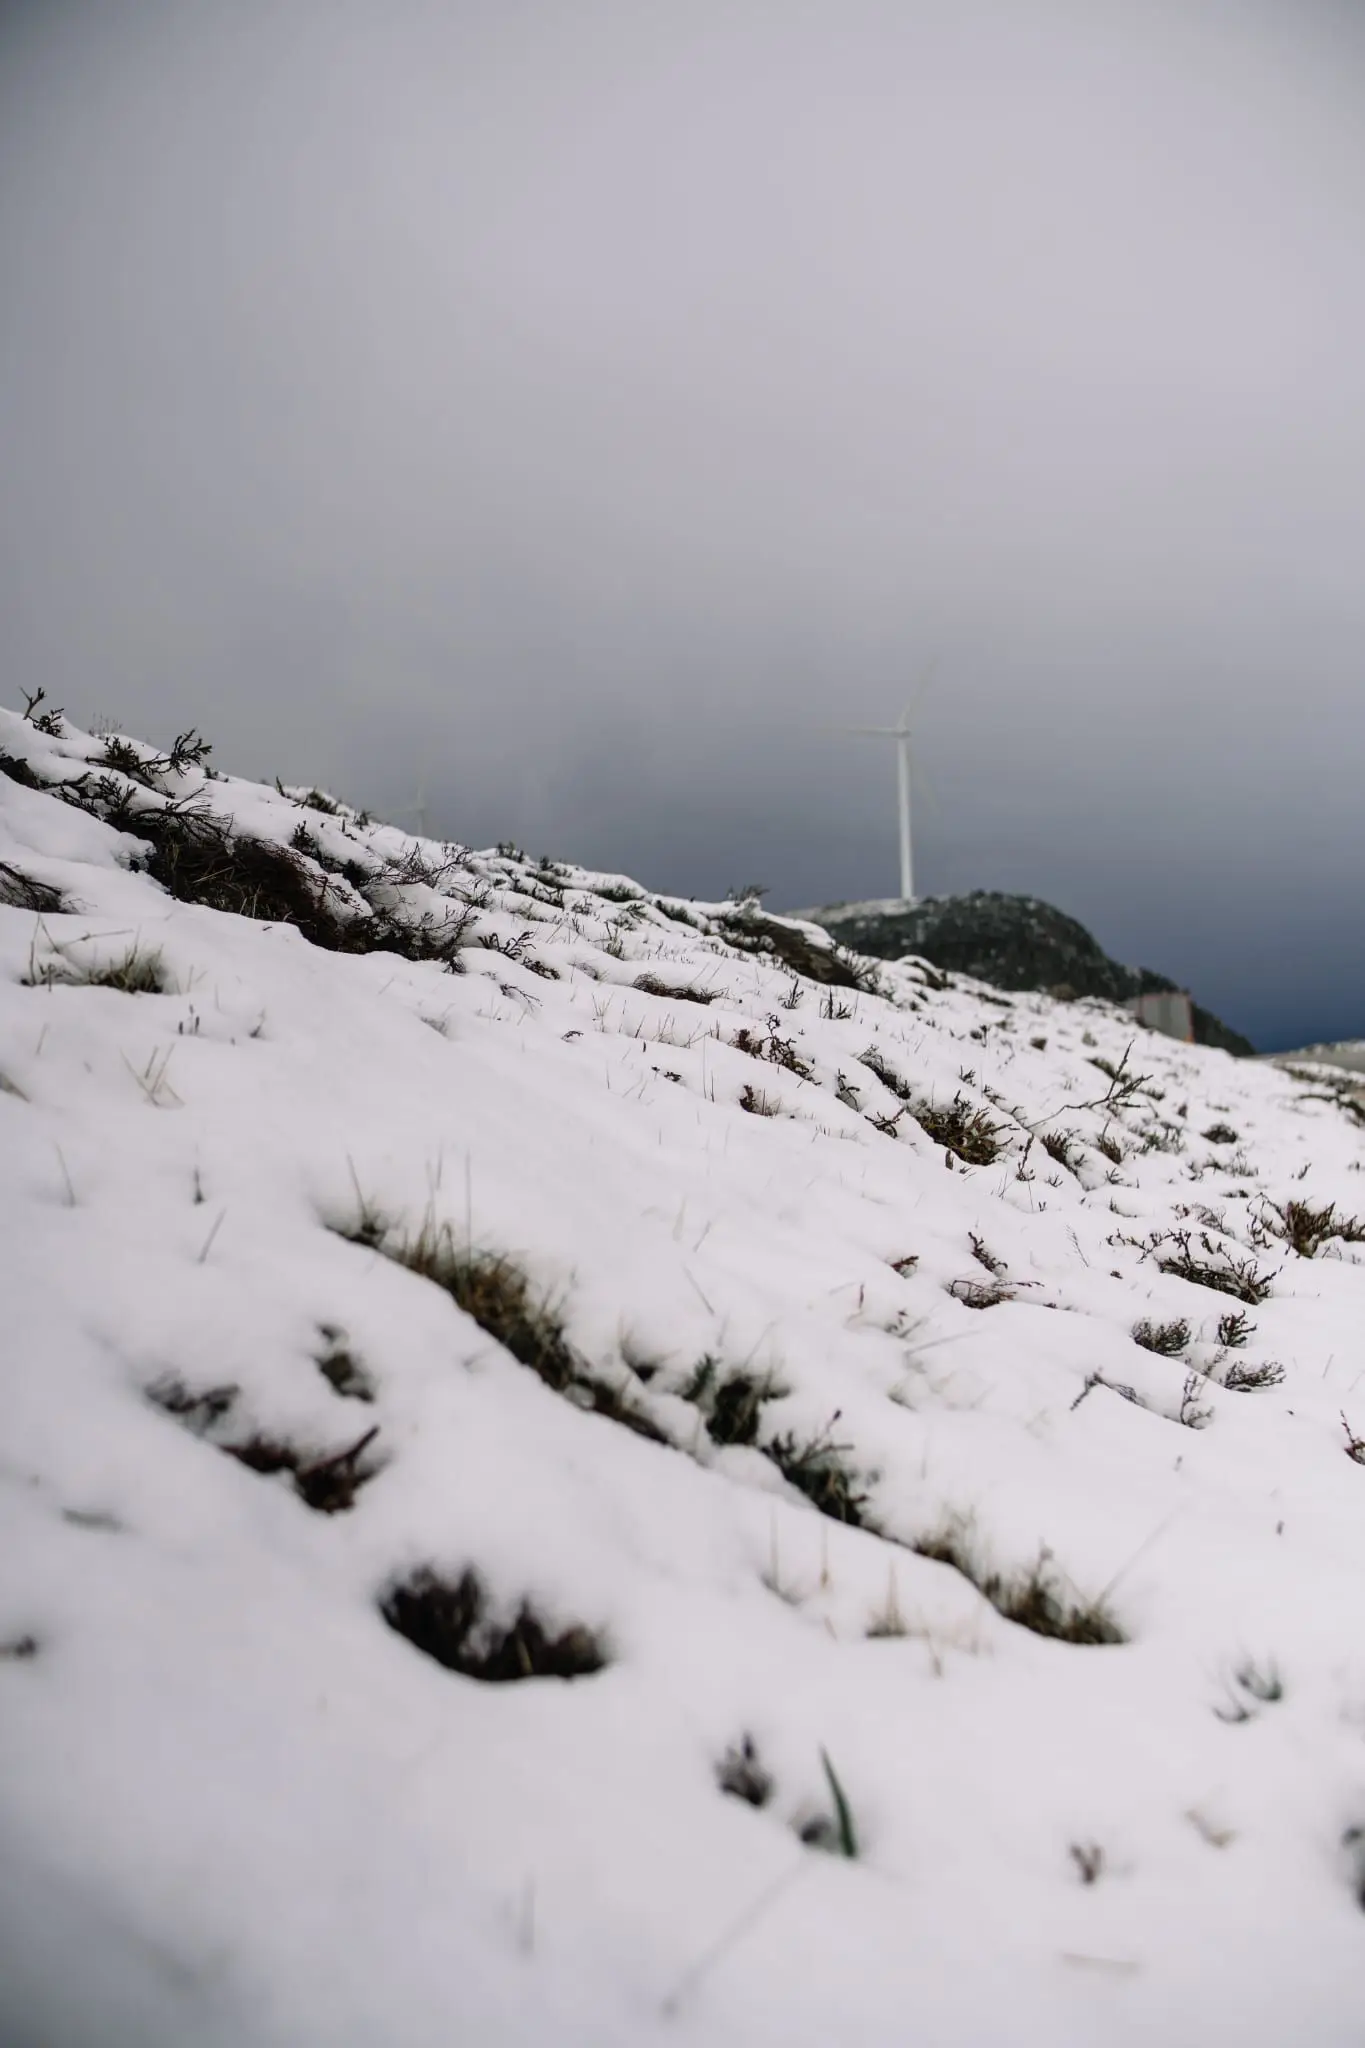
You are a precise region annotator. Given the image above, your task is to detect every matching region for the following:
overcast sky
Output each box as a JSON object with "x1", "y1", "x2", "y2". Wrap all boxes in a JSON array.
[{"x1": 2, "y1": 1, "x2": 1363, "y2": 1049}]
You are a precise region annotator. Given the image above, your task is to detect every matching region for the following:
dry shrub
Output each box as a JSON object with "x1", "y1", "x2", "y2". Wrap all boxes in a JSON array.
[
  {"x1": 1265, "y1": 1198, "x2": 1365, "y2": 1260},
  {"x1": 914, "y1": 1094, "x2": 1005, "y2": 1166},
  {"x1": 915, "y1": 1522, "x2": 1124, "y2": 1645},
  {"x1": 1132, "y1": 1317, "x2": 1190, "y2": 1358},
  {"x1": 380, "y1": 1567, "x2": 606, "y2": 1681}
]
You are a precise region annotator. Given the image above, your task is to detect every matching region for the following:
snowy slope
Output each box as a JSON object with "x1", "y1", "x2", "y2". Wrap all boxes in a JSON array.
[{"x1": 2, "y1": 702, "x2": 1364, "y2": 2047}]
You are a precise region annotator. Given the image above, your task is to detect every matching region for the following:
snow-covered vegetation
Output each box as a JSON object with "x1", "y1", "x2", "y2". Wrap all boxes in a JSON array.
[{"x1": 3, "y1": 699, "x2": 1364, "y2": 2046}]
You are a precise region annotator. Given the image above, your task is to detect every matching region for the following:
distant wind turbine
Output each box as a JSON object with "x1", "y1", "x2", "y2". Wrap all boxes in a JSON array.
[
  {"x1": 846, "y1": 666, "x2": 936, "y2": 903},
  {"x1": 848, "y1": 704, "x2": 918, "y2": 903},
  {"x1": 393, "y1": 771, "x2": 430, "y2": 840}
]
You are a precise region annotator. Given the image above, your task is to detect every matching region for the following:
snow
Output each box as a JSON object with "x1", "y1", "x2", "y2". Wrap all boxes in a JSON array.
[
  {"x1": 3, "y1": 703, "x2": 1365, "y2": 2046},
  {"x1": 1269, "y1": 1043, "x2": 1365, "y2": 1077},
  {"x1": 787, "y1": 895, "x2": 917, "y2": 923}
]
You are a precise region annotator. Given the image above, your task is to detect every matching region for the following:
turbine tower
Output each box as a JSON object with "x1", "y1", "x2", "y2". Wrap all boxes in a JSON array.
[
  {"x1": 394, "y1": 771, "x2": 430, "y2": 840},
  {"x1": 849, "y1": 706, "x2": 917, "y2": 902}
]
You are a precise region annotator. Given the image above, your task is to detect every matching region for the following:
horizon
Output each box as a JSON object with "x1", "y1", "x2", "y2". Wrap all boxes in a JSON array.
[
  {"x1": 32, "y1": 699, "x2": 1323, "y2": 1056},
  {"x1": 39, "y1": 698, "x2": 1339, "y2": 1055},
  {"x1": 31, "y1": 693, "x2": 1348, "y2": 1054}
]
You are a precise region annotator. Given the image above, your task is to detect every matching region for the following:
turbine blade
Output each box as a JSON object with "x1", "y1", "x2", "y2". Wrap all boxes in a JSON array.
[{"x1": 907, "y1": 658, "x2": 938, "y2": 718}]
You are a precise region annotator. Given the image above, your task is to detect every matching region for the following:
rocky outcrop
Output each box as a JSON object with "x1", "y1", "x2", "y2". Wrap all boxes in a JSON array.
[{"x1": 797, "y1": 890, "x2": 1255, "y2": 1056}]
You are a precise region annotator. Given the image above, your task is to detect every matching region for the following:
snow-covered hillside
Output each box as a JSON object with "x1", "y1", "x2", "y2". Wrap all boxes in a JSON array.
[{"x1": 3, "y1": 701, "x2": 1365, "y2": 2047}]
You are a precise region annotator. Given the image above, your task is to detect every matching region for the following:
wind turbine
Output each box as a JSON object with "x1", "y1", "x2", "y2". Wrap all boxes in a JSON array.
[
  {"x1": 848, "y1": 702, "x2": 920, "y2": 903},
  {"x1": 393, "y1": 770, "x2": 430, "y2": 840}
]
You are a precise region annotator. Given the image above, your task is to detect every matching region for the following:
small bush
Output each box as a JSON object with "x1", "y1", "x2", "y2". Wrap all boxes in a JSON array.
[
  {"x1": 732, "y1": 1024, "x2": 813, "y2": 1080},
  {"x1": 380, "y1": 1567, "x2": 606, "y2": 1682},
  {"x1": 1160, "y1": 1246, "x2": 1271, "y2": 1303},
  {"x1": 995, "y1": 1559, "x2": 1124, "y2": 1643},
  {"x1": 1085, "y1": 1050, "x2": 1155, "y2": 1109},
  {"x1": 913, "y1": 1094, "x2": 1005, "y2": 1167},
  {"x1": 1266, "y1": 1198, "x2": 1365, "y2": 1260},
  {"x1": 0, "y1": 751, "x2": 45, "y2": 790},
  {"x1": 915, "y1": 1522, "x2": 1124, "y2": 1645},
  {"x1": 379, "y1": 1223, "x2": 576, "y2": 1384},
  {"x1": 138, "y1": 807, "x2": 364, "y2": 946},
  {"x1": 26, "y1": 942, "x2": 169, "y2": 995},
  {"x1": 1202, "y1": 1123, "x2": 1239, "y2": 1145},
  {"x1": 1222, "y1": 1360, "x2": 1284, "y2": 1392},
  {"x1": 147, "y1": 1376, "x2": 383, "y2": 1511},
  {"x1": 633, "y1": 972, "x2": 721, "y2": 1005},
  {"x1": 1070, "y1": 1371, "x2": 1142, "y2": 1413},
  {"x1": 146, "y1": 1376, "x2": 238, "y2": 1433},
  {"x1": 711, "y1": 1372, "x2": 780, "y2": 1445},
  {"x1": 679, "y1": 1359, "x2": 783, "y2": 1447},
  {"x1": 1235, "y1": 1658, "x2": 1284, "y2": 1704},
  {"x1": 228, "y1": 1425, "x2": 383, "y2": 1513},
  {"x1": 55, "y1": 784, "x2": 469, "y2": 967},
  {"x1": 969, "y1": 1233, "x2": 1006, "y2": 1275},
  {"x1": 950, "y1": 1278, "x2": 1013, "y2": 1310},
  {"x1": 1132, "y1": 1228, "x2": 1274, "y2": 1304},
  {"x1": 764, "y1": 1414, "x2": 871, "y2": 1527},
  {"x1": 101, "y1": 728, "x2": 210, "y2": 785},
  {"x1": 315, "y1": 1326, "x2": 376, "y2": 1402},
  {"x1": 656, "y1": 898, "x2": 702, "y2": 928},
  {"x1": 717, "y1": 1734, "x2": 773, "y2": 1808},
  {"x1": 1132, "y1": 1317, "x2": 1190, "y2": 1358},
  {"x1": 1042, "y1": 1129, "x2": 1080, "y2": 1171},
  {"x1": 860, "y1": 1045, "x2": 912, "y2": 1101},
  {"x1": 101, "y1": 736, "x2": 165, "y2": 788},
  {"x1": 353, "y1": 1216, "x2": 665, "y2": 1442},
  {"x1": 290, "y1": 819, "x2": 326, "y2": 860},
  {"x1": 739, "y1": 1083, "x2": 780, "y2": 1116},
  {"x1": 1177, "y1": 1368, "x2": 1213, "y2": 1430},
  {"x1": 1216, "y1": 1309, "x2": 1255, "y2": 1350},
  {"x1": 0, "y1": 861, "x2": 64, "y2": 914},
  {"x1": 167, "y1": 728, "x2": 212, "y2": 773},
  {"x1": 21, "y1": 686, "x2": 64, "y2": 736},
  {"x1": 98, "y1": 946, "x2": 170, "y2": 994}
]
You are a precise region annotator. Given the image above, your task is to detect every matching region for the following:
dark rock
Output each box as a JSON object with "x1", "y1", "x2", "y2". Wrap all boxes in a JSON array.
[{"x1": 799, "y1": 891, "x2": 1254, "y2": 1056}]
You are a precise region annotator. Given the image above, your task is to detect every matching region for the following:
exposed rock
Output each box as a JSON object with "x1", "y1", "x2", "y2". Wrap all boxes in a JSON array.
[{"x1": 797, "y1": 890, "x2": 1254, "y2": 1056}]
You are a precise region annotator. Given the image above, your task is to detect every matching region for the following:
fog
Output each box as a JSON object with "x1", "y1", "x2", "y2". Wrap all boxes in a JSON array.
[{"x1": 2, "y1": 1, "x2": 1363, "y2": 1048}]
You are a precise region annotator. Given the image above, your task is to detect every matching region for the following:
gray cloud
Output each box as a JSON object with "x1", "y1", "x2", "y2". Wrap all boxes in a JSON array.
[{"x1": 2, "y1": 0, "x2": 1364, "y2": 1047}]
